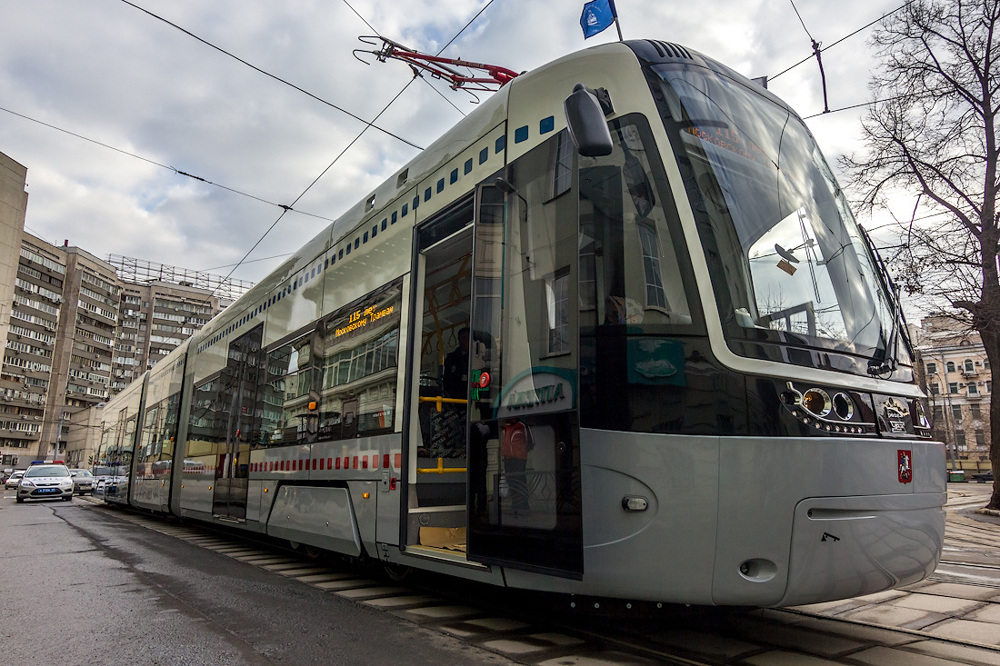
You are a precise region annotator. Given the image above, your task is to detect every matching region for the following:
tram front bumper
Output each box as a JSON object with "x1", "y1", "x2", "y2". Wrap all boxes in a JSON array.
[{"x1": 712, "y1": 491, "x2": 945, "y2": 607}]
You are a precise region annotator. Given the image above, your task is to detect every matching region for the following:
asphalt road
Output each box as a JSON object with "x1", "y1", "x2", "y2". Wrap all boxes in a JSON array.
[{"x1": 0, "y1": 495, "x2": 514, "y2": 665}]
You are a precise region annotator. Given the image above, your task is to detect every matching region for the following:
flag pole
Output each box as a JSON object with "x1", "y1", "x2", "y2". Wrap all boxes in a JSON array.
[{"x1": 610, "y1": 0, "x2": 623, "y2": 41}]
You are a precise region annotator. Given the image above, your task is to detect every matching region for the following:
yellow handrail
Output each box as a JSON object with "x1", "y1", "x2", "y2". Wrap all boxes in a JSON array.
[
  {"x1": 416, "y1": 458, "x2": 467, "y2": 474},
  {"x1": 418, "y1": 395, "x2": 467, "y2": 412}
]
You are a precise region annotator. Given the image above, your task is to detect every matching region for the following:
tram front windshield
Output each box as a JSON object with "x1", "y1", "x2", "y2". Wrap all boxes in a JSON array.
[{"x1": 649, "y1": 63, "x2": 908, "y2": 374}]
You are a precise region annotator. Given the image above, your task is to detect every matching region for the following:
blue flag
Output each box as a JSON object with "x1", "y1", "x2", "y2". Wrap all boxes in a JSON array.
[{"x1": 580, "y1": 0, "x2": 617, "y2": 39}]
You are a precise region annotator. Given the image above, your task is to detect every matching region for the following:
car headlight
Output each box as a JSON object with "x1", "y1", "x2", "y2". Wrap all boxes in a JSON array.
[
  {"x1": 20, "y1": 479, "x2": 34, "y2": 488},
  {"x1": 61, "y1": 480, "x2": 74, "y2": 489}
]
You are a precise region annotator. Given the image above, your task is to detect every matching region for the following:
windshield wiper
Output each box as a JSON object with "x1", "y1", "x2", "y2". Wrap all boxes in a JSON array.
[{"x1": 858, "y1": 225, "x2": 911, "y2": 377}]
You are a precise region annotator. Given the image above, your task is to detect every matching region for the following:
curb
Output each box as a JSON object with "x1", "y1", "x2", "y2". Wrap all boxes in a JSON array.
[{"x1": 975, "y1": 508, "x2": 1000, "y2": 517}]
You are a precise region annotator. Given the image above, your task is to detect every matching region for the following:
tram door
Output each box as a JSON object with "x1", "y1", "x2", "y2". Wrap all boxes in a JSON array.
[
  {"x1": 466, "y1": 167, "x2": 583, "y2": 579},
  {"x1": 213, "y1": 325, "x2": 262, "y2": 520},
  {"x1": 409, "y1": 198, "x2": 476, "y2": 551}
]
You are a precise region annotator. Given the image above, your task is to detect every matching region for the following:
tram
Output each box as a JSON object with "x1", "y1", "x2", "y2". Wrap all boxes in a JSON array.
[{"x1": 95, "y1": 39, "x2": 945, "y2": 607}]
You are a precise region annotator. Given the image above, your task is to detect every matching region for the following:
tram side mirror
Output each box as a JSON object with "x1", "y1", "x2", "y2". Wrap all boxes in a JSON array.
[{"x1": 564, "y1": 83, "x2": 614, "y2": 157}]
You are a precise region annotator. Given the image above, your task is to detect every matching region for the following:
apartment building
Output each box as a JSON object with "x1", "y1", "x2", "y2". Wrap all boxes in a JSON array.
[
  {"x1": 913, "y1": 315, "x2": 992, "y2": 462},
  {"x1": 1, "y1": 233, "x2": 65, "y2": 467}
]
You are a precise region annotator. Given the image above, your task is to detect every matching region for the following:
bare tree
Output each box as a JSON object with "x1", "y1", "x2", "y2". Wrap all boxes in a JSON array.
[{"x1": 842, "y1": 0, "x2": 999, "y2": 506}]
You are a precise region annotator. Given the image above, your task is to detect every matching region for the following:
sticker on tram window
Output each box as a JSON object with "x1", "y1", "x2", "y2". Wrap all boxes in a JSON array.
[
  {"x1": 897, "y1": 449, "x2": 912, "y2": 484},
  {"x1": 626, "y1": 338, "x2": 686, "y2": 386}
]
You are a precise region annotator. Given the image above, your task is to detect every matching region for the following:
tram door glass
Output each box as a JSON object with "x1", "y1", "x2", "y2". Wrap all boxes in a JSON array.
[
  {"x1": 212, "y1": 324, "x2": 263, "y2": 519},
  {"x1": 467, "y1": 131, "x2": 584, "y2": 578}
]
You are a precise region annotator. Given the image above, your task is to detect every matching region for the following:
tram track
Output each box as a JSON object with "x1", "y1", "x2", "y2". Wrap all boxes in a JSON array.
[{"x1": 87, "y1": 499, "x2": 1000, "y2": 665}]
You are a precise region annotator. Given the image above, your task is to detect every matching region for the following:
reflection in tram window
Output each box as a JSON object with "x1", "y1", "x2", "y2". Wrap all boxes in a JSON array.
[
  {"x1": 253, "y1": 279, "x2": 402, "y2": 448},
  {"x1": 318, "y1": 280, "x2": 401, "y2": 442}
]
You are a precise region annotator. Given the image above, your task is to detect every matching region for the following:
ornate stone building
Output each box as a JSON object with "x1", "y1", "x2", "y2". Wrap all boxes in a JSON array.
[{"x1": 913, "y1": 315, "x2": 992, "y2": 465}]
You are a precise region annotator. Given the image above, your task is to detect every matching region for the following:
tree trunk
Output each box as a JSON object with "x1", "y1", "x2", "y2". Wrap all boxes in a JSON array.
[{"x1": 979, "y1": 308, "x2": 1000, "y2": 510}]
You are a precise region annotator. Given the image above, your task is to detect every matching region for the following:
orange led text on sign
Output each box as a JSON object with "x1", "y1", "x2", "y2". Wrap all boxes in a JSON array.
[{"x1": 335, "y1": 304, "x2": 395, "y2": 338}]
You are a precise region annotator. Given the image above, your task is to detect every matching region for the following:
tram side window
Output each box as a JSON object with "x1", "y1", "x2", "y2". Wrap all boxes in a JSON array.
[
  {"x1": 135, "y1": 393, "x2": 181, "y2": 475},
  {"x1": 98, "y1": 408, "x2": 135, "y2": 475},
  {"x1": 316, "y1": 280, "x2": 402, "y2": 441},
  {"x1": 498, "y1": 130, "x2": 579, "y2": 399},
  {"x1": 255, "y1": 332, "x2": 318, "y2": 447},
  {"x1": 119, "y1": 414, "x2": 137, "y2": 472},
  {"x1": 579, "y1": 116, "x2": 692, "y2": 329},
  {"x1": 137, "y1": 403, "x2": 161, "y2": 470},
  {"x1": 187, "y1": 325, "x2": 265, "y2": 455},
  {"x1": 579, "y1": 115, "x2": 710, "y2": 434},
  {"x1": 187, "y1": 376, "x2": 225, "y2": 456},
  {"x1": 253, "y1": 280, "x2": 403, "y2": 447}
]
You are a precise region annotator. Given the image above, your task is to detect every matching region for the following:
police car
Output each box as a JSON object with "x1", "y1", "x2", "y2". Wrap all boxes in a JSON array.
[{"x1": 16, "y1": 462, "x2": 74, "y2": 503}]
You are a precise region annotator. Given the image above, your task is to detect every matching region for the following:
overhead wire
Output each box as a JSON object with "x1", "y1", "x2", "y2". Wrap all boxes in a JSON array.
[
  {"x1": 210, "y1": 0, "x2": 498, "y2": 292},
  {"x1": 787, "y1": 0, "x2": 830, "y2": 113},
  {"x1": 119, "y1": 0, "x2": 425, "y2": 151},
  {"x1": 0, "y1": 105, "x2": 338, "y2": 224},
  {"x1": 788, "y1": 0, "x2": 816, "y2": 41},
  {"x1": 340, "y1": 0, "x2": 466, "y2": 116},
  {"x1": 771, "y1": 0, "x2": 913, "y2": 81}
]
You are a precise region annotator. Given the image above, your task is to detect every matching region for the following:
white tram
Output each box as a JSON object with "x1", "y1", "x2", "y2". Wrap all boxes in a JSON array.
[{"x1": 96, "y1": 40, "x2": 945, "y2": 607}]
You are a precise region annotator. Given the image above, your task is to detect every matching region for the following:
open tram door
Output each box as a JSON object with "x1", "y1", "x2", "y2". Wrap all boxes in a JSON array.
[
  {"x1": 405, "y1": 169, "x2": 583, "y2": 579},
  {"x1": 407, "y1": 197, "x2": 476, "y2": 556}
]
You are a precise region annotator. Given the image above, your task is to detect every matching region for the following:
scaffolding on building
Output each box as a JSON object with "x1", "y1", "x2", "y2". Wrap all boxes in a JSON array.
[{"x1": 105, "y1": 254, "x2": 253, "y2": 301}]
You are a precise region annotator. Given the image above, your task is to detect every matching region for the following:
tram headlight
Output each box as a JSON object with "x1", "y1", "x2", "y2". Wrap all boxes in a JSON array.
[
  {"x1": 801, "y1": 389, "x2": 831, "y2": 417},
  {"x1": 832, "y1": 393, "x2": 855, "y2": 420}
]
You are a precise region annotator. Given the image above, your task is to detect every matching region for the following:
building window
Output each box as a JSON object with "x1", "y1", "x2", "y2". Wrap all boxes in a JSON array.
[
  {"x1": 946, "y1": 361, "x2": 956, "y2": 373},
  {"x1": 987, "y1": 381, "x2": 993, "y2": 393},
  {"x1": 965, "y1": 359, "x2": 975, "y2": 372},
  {"x1": 926, "y1": 362, "x2": 937, "y2": 375},
  {"x1": 952, "y1": 404, "x2": 963, "y2": 422},
  {"x1": 949, "y1": 382, "x2": 959, "y2": 394},
  {"x1": 976, "y1": 430, "x2": 986, "y2": 446},
  {"x1": 545, "y1": 270, "x2": 570, "y2": 355},
  {"x1": 929, "y1": 383, "x2": 940, "y2": 395},
  {"x1": 969, "y1": 382, "x2": 979, "y2": 395},
  {"x1": 637, "y1": 222, "x2": 668, "y2": 310},
  {"x1": 972, "y1": 403, "x2": 982, "y2": 419}
]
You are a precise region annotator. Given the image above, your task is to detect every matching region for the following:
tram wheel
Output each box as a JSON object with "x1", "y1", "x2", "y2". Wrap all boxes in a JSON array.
[
  {"x1": 288, "y1": 540, "x2": 322, "y2": 559},
  {"x1": 383, "y1": 562, "x2": 413, "y2": 582}
]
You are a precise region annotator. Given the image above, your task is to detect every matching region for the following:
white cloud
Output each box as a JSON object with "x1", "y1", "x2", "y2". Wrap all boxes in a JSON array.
[{"x1": 0, "y1": 0, "x2": 915, "y2": 288}]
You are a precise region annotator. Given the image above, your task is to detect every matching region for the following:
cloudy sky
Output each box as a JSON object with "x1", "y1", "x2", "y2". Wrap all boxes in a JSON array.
[{"x1": 0, "y1": 0, "x2": 912, "y2": 288}]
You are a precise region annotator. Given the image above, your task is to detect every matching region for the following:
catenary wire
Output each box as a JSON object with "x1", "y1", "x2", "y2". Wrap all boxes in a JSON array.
[
  {"x1": 0, "y1": 105, "x2": 338, "y2": 224},
  {"x1": 789, "y1": 0, "x2": 816, "y2": 41},
  {"x1": 119, "y1": 0, "x2": 425, "y2": 151},
  {"x1": 340, "y1": 0, "x2": 466, "y2": 116},
  {"x1": 210, "y1": 0, "x2": 498, "y2": 292},
  {"x1": 771, "y1": 0, "x2": 913, "y2": 81}
]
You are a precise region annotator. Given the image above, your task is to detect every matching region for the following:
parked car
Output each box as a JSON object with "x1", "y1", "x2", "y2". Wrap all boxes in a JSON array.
[
  {"x1": 16, "y1": 463, "x2": 74, "y2": 503},
  {"x1": 4, "y1": 470, "x2": 24, "y2": 489},
  {"x1": 69, "y1": 469, "x2": 94, "y2": 494},
  {"x1": 972, "y1": 470, "x2": 994, "y2": 483}
]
